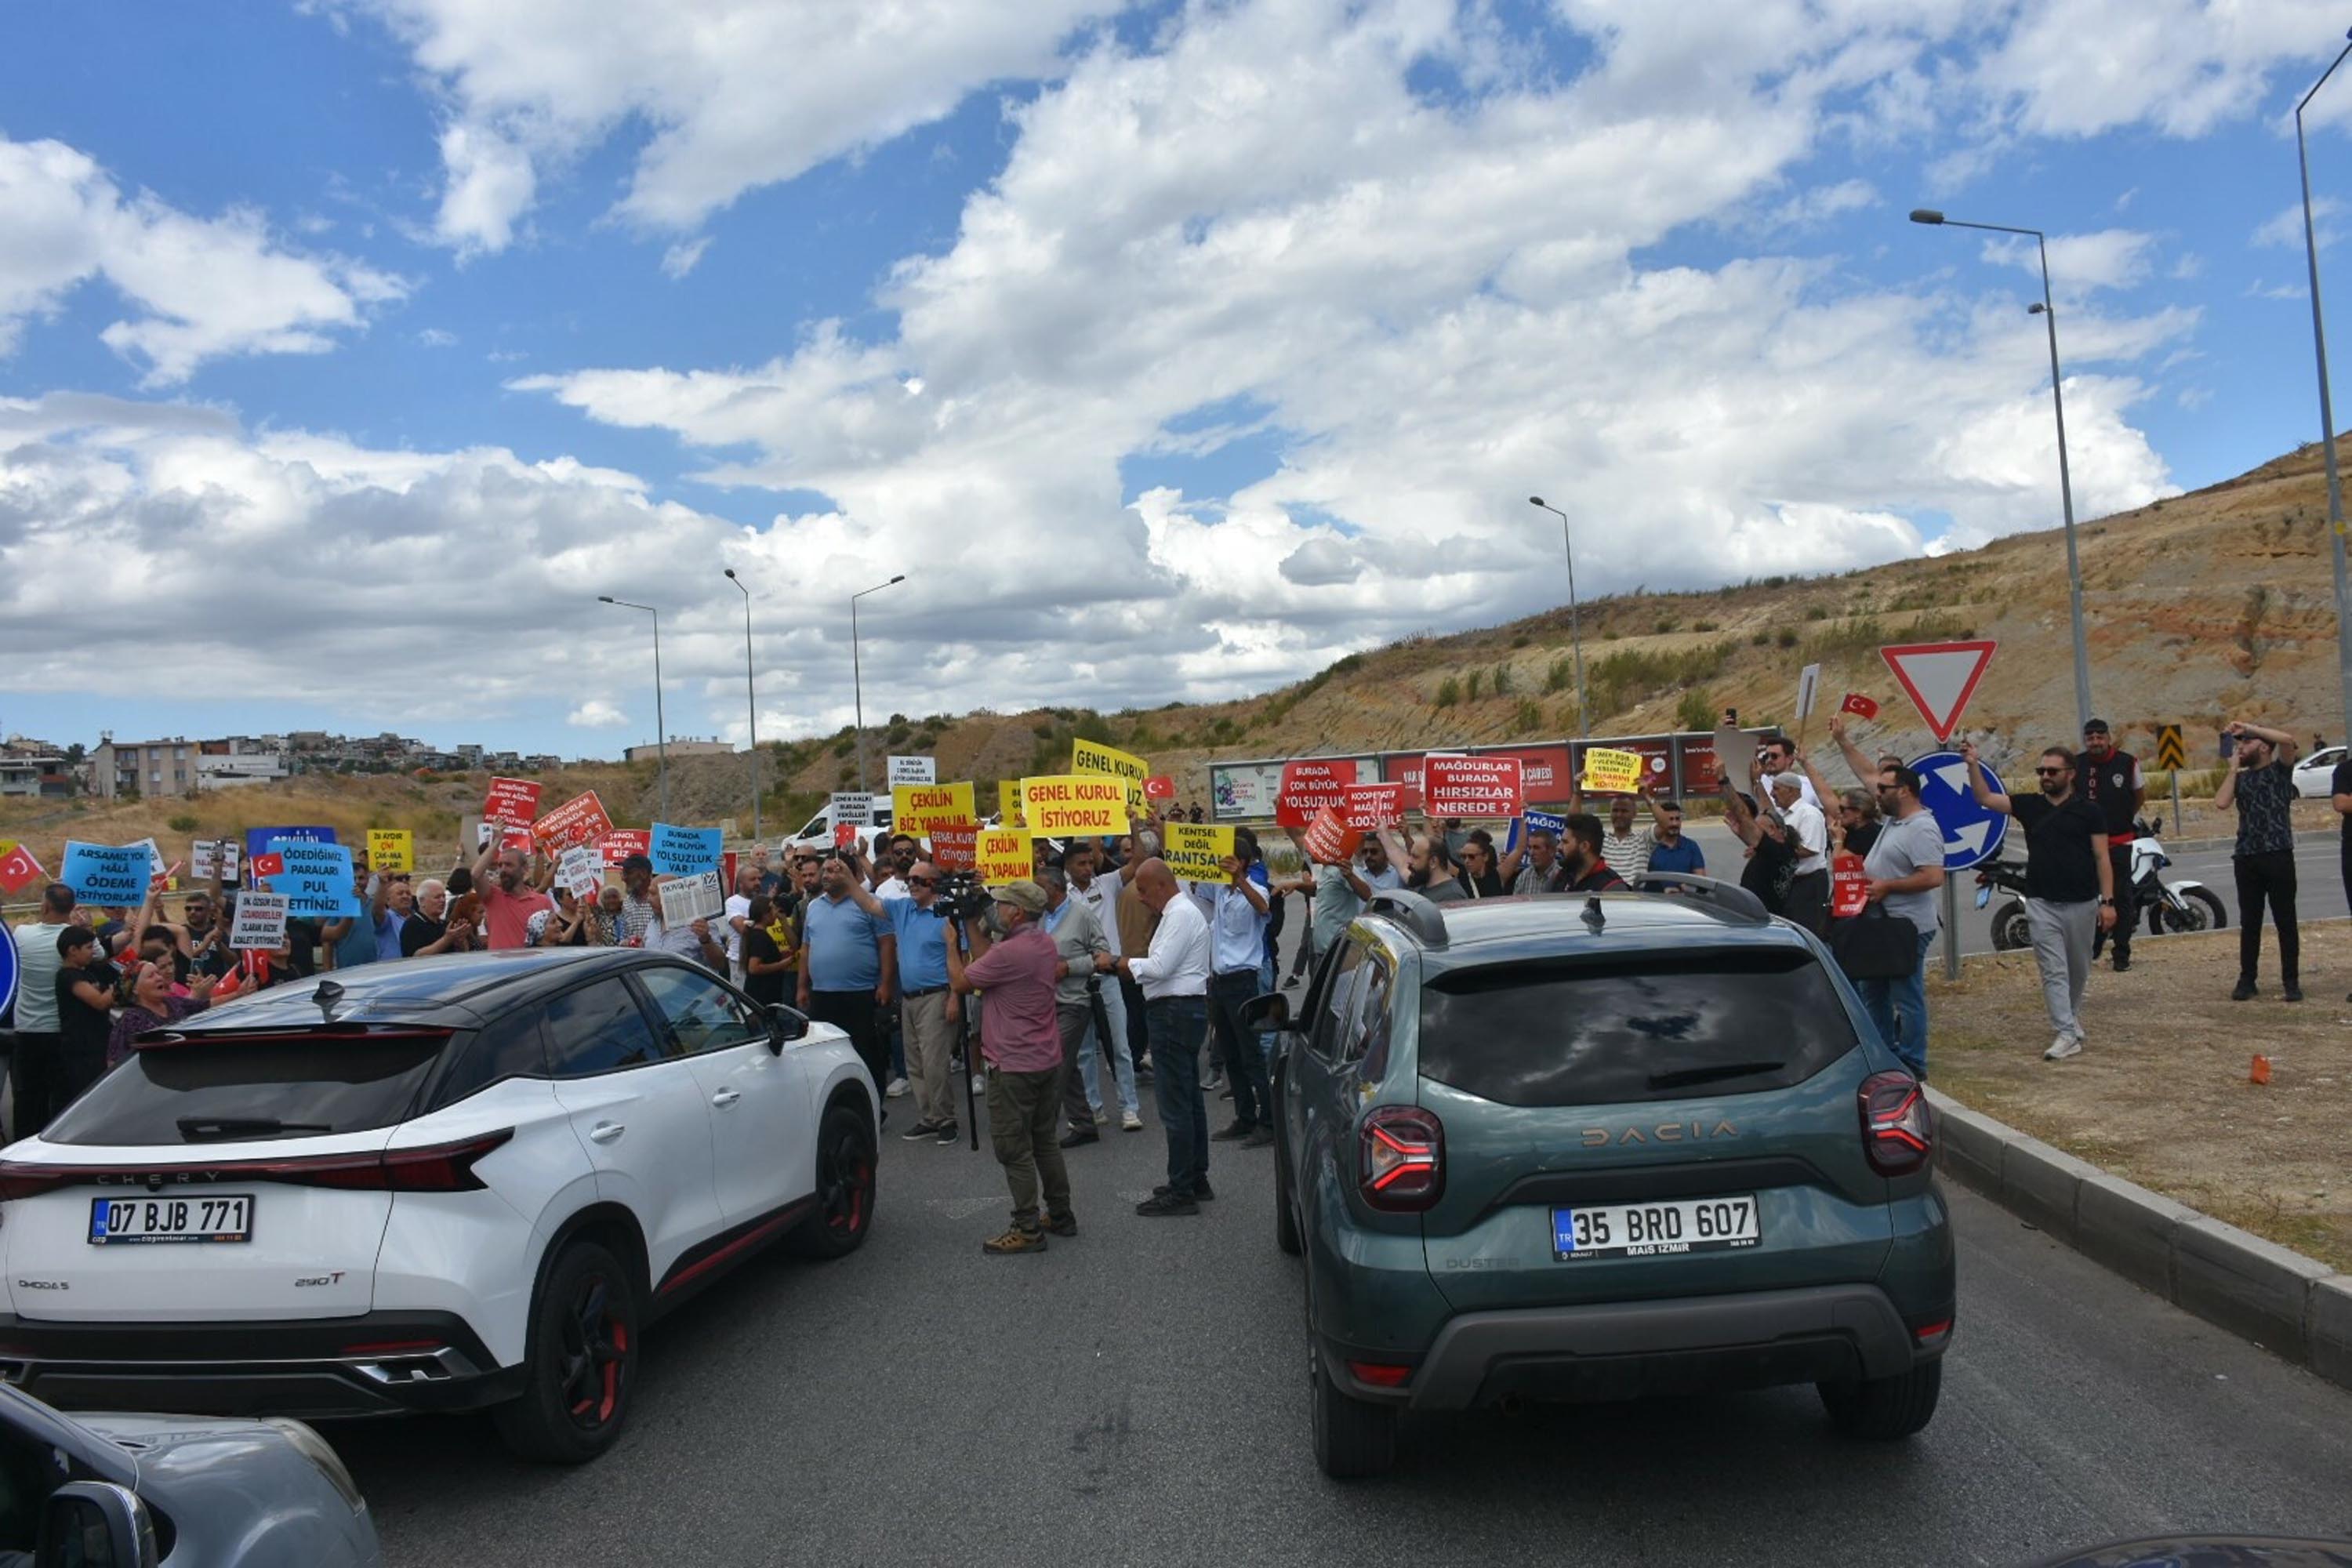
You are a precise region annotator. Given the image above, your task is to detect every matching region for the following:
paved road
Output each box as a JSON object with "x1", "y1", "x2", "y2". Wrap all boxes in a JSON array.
[{"x1": 341, "y1": 1108, "x2": 2352, "y2": 1566}]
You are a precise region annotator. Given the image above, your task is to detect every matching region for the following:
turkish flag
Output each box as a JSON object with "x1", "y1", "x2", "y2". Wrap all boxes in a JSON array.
[
  {"x1": 0, "y1": 841, "x2": 44, "y2": 895},
  {"x1": 1839, "y1": 692, "x2": 1880, "y2": 720},
  {"x1": 833, "y1": 822, "x2": 858, "y2": 849},
  {"x1": 249, "y1": 852, "x2": 285, "y2": 880},
  {"x1": 1143, "y1": 775, "x2": 1176, "y2": 801}
]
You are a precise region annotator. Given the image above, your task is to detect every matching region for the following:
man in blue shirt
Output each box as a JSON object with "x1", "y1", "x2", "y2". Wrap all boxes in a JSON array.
[
  {"x1": 1644, "y1": 799, "x2": 1708, "y2": 879},
  {"x1": 843, "y1": 858, "x2": 959, "y2": 1143},
  {"x1": 797, "y1": 853, "x2": 895, "y2": 1102},
  {"x1": 1192, "y1": 837, "x2": 1274, "y2": 1147}
]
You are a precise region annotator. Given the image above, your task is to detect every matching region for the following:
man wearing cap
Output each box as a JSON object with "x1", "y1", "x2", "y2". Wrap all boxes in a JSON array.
[
  {"x1": 2075, "y1": 719, "x2": 2145, "y2": 971},
  {"x1": 944, "y1": 879, "x2": 1075, "y2": 1254}
]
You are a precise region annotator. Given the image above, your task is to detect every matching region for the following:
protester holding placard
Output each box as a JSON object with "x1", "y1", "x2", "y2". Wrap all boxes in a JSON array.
[
  {"x1": 52, "y1": 925, "x2": 121, "y2": 1122},
  {"x1": 470, "y1": 840, "x2": 554, "y2": 950},
  {"x1": 836, "y1": 855, "x2": 958, "y2": 1144}
]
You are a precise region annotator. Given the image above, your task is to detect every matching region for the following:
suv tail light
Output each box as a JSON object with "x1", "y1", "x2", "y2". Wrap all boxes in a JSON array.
[
  {"x1": 1857, "y1": 1072, "x2": 1933, "y2": 1176},
  {"x1": 0, "y1": 1130, "x2": 514, "y2": 1201},
  {"x1": 1358, "y1": 1106, "x2": 1445, "y2": 1211}
]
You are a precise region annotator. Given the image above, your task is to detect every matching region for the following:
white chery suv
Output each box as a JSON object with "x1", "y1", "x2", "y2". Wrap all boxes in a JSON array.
[{"x1": 0, "y1": 948, "x2": 878, "y2": 1464}]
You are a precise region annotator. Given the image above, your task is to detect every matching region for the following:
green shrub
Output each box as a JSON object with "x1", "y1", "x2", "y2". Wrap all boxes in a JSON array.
[
  {"x1": 1654, "y1": 617, "x2": 1679, "y2": 635},
  {"x1": 1803, "y1": 605, "x2": 1828, "y2": 622},
  {"x1": 1676, "y1": 690, "x2": 1717, "y2": 733},
  {"x1": 1544, "y1": 656, "x2": 1574, "y2": 694},
  {"x1": 1775, "y1": 628, "x2": 1800, "y2": 648},
  {"x1": 1750, "y1": 630, "x2": 1771, "y2": 646},
  {"x1": 167, "y1": 813, "x2": 199, "y2": 833},
  {"x1": 1693, "y1": 619, "x2": 1719, "y2": 632},
  {"x1": 1467, "y1": 670, "x2": 1485, "y2": 701},
  {"x1": 1434, "y1": 676, "x2": 1461, "y2": 708},
  {"x1": 1513, "y1": 699, "x2": 1543, "y2": 733},
  {"x1": 1584, "y1": 640, "x2": 1737, "y2": 721},
  {"x1": 1492, "y1": 663, "x2": 1512, "y2": 695}
]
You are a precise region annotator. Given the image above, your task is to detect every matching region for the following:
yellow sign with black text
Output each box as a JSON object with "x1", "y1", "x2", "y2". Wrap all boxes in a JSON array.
[
  {"x1": 1019, "y1": 775, "x2": 1131, "y2": 836},
  {"x1": 894, "y1": 781, "x2": 977, "y2": 836},
  {"x1": 976, "y1": 828, "x2": 1035, "y2": 886},
  {"x1": 1162, "y1": 821, "x2": 1236, "y2": 882}
]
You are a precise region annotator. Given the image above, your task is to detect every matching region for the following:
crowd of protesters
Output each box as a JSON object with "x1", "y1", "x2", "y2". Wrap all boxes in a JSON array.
[{"x1": 5, "y1": 708, "x2": 2343, "y2": 1250}]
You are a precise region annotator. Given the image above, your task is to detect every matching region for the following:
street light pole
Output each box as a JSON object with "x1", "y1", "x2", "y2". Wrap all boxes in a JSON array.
[
  {"x1": 849, "y1": 575, "x2": 906, "y2": 793},
  {"x1": 2296, "y1": 30, "x2": 2352, "y2": 749},
  {"x1": 724, "y1": 568, "x2": 759, "y2": 841},
  {"x1": 1527, "y1": 497, "x2": 1589, "y2": 735},
  {"x1": 598, "y1": 596, "x2": 668, "y2": 822},
  {"x1": 1910, "y1": 209, "x2": 2094, "y2": 732}
]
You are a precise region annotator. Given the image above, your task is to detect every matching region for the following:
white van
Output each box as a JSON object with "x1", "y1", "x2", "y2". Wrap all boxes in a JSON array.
[{"x1": 785, "y1": 800, "x2": 898, "y2": 859}]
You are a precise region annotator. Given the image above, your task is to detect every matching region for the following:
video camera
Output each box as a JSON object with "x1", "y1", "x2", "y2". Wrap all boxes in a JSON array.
[{"x1": 928, "y1": 870, "x2": 994, "y2": 922}]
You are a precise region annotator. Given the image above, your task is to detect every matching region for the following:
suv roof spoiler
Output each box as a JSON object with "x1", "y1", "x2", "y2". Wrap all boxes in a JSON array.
[
  {"x1": 1366, "y1": 887, "x2": 1450, "y2": 948},
  {"x1": 1618, "y1": 872, "x2": 1770, "y2": 924}
]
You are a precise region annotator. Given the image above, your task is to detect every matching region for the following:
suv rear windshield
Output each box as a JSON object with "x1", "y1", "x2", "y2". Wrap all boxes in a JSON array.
[
  {"x1": 1417, "y1": 950, "x2": 1857, "y2": 1108},
  {"x1": 42, "y1": 1034, "x2": 452, "y2": 1146}
]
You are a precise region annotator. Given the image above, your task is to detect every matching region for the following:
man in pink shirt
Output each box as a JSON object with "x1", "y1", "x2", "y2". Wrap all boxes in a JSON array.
[
  {"x1": 945, "y1": 879, "x2": 1073, "y2": 1254},
  {"x1": 470, "y1": 844, "x2": 554, "y2": 951}
]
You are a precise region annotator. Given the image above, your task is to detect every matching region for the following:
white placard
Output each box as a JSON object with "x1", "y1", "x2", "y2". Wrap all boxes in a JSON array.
[
  {"x1": 1795, "y1": 662, "x2": 1821, "y2": 722},
  {"x1": 191, "y1": 839, "x2": 240, "y2": 880},
  {"x1": 886, "y1": 755, "x2": 936, "y2": 786},
  {"x1": 830, "y1": 791, "x2": 876, "y2": 826},
  {"x1": 557, "y1": 844, "x2": 604, "y2": 899},
  {"x1": 230, "y1": 891, "x2": 290, "y2": 950},
  {"x1": 658, "y1": 871, "x2": 725, "y2": 926}
]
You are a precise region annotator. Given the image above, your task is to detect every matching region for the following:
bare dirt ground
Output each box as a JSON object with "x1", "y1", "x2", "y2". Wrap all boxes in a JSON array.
[{"x1": 1929, "y1": 920, "x2": 2352, "y2": 1272}]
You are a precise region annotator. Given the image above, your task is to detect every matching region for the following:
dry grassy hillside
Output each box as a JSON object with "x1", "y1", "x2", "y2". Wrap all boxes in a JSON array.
[{"x1": 7, "y1": 435, "x2": 2344, "y2": 870}]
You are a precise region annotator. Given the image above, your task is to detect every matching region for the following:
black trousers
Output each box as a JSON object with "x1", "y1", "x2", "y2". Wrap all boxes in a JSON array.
[
  {"x1": 1782, "y1": 870, "x2": 1830, "y2": 937},
  {"x1": 2092, "y1": 843, "x2": 2134, "y2": 961},
  {"x1": 808, "y1": 991, "x2": 887, "y2": 1100},
  {"x1": 7, "y1": 1033, "x2": 63, "y2": 1141},
  {"x1": 1119, "y1": 974, "x2": 1149, "y2": 1067},
  {"x1": 2231, "y1": 851, "x2": 2299, "y2": 986}
]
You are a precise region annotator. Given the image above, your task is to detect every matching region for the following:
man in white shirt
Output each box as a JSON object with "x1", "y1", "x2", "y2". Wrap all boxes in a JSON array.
[
  {"x1": 723, "y1": 863, "x2": 762, "y2": 986},
  {"x1": 1772, "y1": 772, "x2": 1831, "y2": 933},
  {"x1": 1103, "y1": 858, "x2": 1212, "y2": 1216},
  {"x1": 1759, "y1": 736, "x2": 1821, "y2": 812},
  {"x1": 1062, "y1": 842, "x2": 1138, "y2": 1131}
]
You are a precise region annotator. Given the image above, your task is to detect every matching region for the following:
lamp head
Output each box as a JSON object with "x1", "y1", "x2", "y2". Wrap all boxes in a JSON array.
[
  {"x1": 597, "y1": 595, "x2": 616, "y2": 604},
  {"x1": 889, "y1": 574, "x2": 906, "y2": 584},
  {"x1": 2027, "y1": 303, "x2": 2047, "y2": 316},
  {"x1": 1908, "y1": 209, "x2": 1945, "y2": 225},
  {"x1": 1528, "y1": 495, "x2": 1545, "y2": 507},
  {"x1": 724, "y1": 568, "x2": 737, "y2": 581}
]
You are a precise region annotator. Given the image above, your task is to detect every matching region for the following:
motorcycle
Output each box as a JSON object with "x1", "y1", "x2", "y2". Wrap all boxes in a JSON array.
[
  {"x1": 2125, "y1": 816, "x2": 2227, "y2": 936},
  {"x1": 1974, "y1": 815, "x2": 2225, "y2": 950}
]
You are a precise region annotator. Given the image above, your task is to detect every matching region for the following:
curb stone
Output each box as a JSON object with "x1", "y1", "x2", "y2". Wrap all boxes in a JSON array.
[{"x1": 1923, "y1": 1087, "x2": 2350, "y2": 1392}]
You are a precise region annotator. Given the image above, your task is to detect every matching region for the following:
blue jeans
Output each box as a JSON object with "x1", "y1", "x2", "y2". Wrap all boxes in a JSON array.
[
  {"x1": 1208, "y1": 970, "x2": 1272, "y2": 1131},
  {"x1": 1858, "y1": 929, "x2": 1937, "y2": 1077},
  {"x1": 1148, "y1": 996, "x2": 1209, "y2": 1197},
  {"x1": 1077, "y1": 978, "x2": 1139, "y2": 1116}
]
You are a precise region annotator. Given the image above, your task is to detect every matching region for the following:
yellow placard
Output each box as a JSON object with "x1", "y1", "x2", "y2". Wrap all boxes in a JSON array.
[
  {"x1": 1019, "y1": 775, "x2": 1131, "y2": 836},
  {"x1": 976, "y1": 827, "x2": 1035, "y2": 886},
  {"x1": 996, "y1": 779, "x2": 1025, "y2": 828},
  {"x1": 1162, "y1": 821, "x2": 1235, "y2": 882},
  {"x1": 1580, "y1": 746, "x2": 1644, "y2": 796},
  {"x1": 1071, "y1": 737, "x2": 1149, "y2": 815},
  {"x1": 366, "y1": 829, "x2": 415, "y2": 873},
  {"x1": 895, "y1": 781, "x2": 977, "y2": 836}
]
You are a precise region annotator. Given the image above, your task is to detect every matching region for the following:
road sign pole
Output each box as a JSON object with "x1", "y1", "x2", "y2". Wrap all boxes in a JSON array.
[
  {"x1": 2169, "y1": 772, "x2": 2183, "y2": 838},
  {"x1": 1941, "y1": 878, "x2": 1960, "y2": 982}
]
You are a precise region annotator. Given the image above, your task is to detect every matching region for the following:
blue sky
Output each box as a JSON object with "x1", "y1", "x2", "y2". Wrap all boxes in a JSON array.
[{"x1": 2, "y1": 0, "x2": 2347, "y2": 760}]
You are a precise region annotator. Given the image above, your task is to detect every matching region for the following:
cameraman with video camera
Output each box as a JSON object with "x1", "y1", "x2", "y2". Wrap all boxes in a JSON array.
[{"x1": 942, "y1": 879, "x2": 1076, "y2": 1255}]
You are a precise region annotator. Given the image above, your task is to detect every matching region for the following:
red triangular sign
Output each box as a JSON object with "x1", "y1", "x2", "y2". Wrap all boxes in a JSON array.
[{"x1": 1880, "y1": 641, "x2": 1997, "y2": 741}]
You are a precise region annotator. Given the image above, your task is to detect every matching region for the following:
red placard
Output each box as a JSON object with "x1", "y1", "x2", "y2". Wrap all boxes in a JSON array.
[
  {"x1": 532, "y1": 789, "x2": 613, "y2": 853},
  {"x1": 1831, "y1": 851, "x2": 1870, "y2": 919},
  {"x1": 1384, "y1": 744, "x2": 1570, "y2": 808},
  {"x1": 1301, "y1": 806, "x2": 1360, "y2": 864},
  {"x1": 1423, "y1": 755, "x2": 1523, "y2": 818},
  {"x1": 1341, "y1": 783, "x2": 1403, "y2": 831},
  {"x1": 927, "y1": 821, "x2": 980, "y2": 873},
  {"x1": 485, "y1": 776, "x2": 542, "y2": 829},
  {"x1": 722, "y1": 851, "x2": 738, "y2": 894},
  {"x1": 599, "y1": 829, "x2": 652, "y2": 867},
  {"x1": 1143, "y1": 775, "x2": 1176, "y2": 801},
  {"x1": 833, "y1": 822, "x2": 859, "y2": 849},
  {"x1": 1276, "y1": 759, "x2": 1358, "y2": 828}
]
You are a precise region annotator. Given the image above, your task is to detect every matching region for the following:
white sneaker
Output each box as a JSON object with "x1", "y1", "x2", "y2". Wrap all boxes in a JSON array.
[
  {"x1": 1121, "y1": 1111, "x2": 1143, "y2": 1132},
  {"x1": 885, "y1": 1076, "x2": 910, "y2": 1098},
  {"x1": 971, "y1": 1073, "x2": 985, "y2": 1095},
  {"x1": 2044, "y1": 1034, "x2": 2083, "y2": 1061}
]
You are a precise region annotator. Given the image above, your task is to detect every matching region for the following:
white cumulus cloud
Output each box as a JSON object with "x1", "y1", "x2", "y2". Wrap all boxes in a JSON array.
[{"x1": 568, "y1": 698, "x2": 629, "y2": 728}]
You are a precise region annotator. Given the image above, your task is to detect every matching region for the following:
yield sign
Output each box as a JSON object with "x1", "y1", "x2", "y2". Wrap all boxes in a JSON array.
[{"x1": 1880, "y1": 640, "x2": 1997, "y2": 742}]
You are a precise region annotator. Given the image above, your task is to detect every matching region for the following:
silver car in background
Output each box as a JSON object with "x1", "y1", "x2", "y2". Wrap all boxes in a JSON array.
[{"x1": 0, "y1": 1384, "x2": 378, "y2": 1566}]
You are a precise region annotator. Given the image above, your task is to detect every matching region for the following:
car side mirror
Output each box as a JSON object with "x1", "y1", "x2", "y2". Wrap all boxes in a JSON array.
[
  {"x1": 1239, "y1": 993, "x2": 1294, "y2": 1033},
  {"x1": 766, "y1": 1003, "x2": 811, "y2": 1051},
  {"x1": 38, "y1": 1482, "x2": 159, "y2": 1568}
]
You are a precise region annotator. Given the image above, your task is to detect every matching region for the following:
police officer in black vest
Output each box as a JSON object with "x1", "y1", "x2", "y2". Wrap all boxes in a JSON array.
[{"x1": 2076, "y1": 718, "x2": 2147, "y2": 970}]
